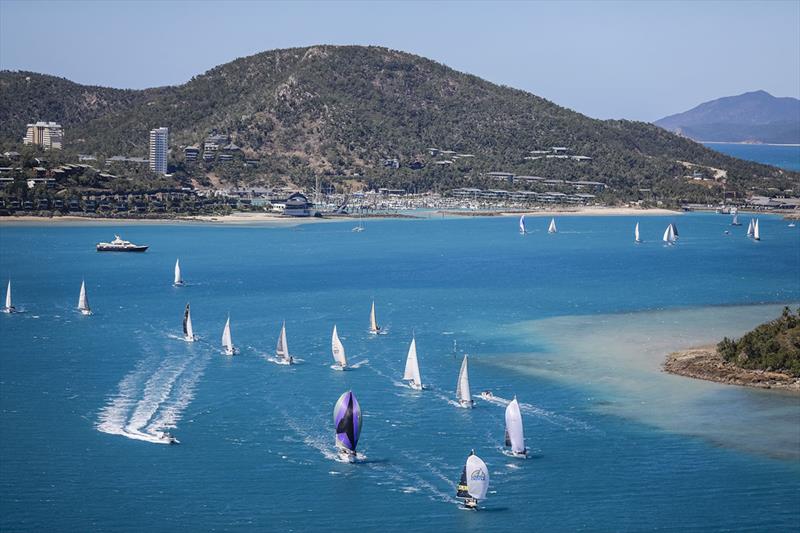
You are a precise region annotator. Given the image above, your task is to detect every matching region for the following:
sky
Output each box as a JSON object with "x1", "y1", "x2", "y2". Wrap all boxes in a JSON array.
[{"x1": 1, "y1": 0, "x2": 798, "y2": 121}]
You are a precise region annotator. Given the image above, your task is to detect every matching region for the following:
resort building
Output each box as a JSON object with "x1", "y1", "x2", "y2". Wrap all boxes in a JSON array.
[
  {"x1": 283, "y1": 192, "x2": 316, "y2": 217},
  {"x1": 149, "y1": 127, "x2": 169, "y2": 174},
  {"x1": 23, "y1": 121, "x2": 63, "y2": 150}
]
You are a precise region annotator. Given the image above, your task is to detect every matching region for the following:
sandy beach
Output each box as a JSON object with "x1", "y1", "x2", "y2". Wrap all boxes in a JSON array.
[{"x1": 0, "y1": 206, "x2": 680, "y2": 226}]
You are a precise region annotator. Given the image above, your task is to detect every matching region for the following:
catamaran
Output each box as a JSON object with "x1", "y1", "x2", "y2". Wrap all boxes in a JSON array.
[
  {"x1": 183, "y1": 303, "x2": 196, "y2": 342},
  {"x1": 77, "y1": 280, "x2": 92, "y2": 315},
  {"x1": 173, "y1": 259, "x2": 184, "y2": 286},
  {"x1": 504, "y1": 396, "x2": 527, "y2": 457},
  {"x1": 662, "y1": 223, "x2": 676, "y2": 245},
  {"x1": 753, "y1": 219, "x2": 760, "y2": 241},
  {"x1": 456, "y1": 355, "x2": 474, "y2": 408},
  {"x1": 548, "y1": 218, "x2": 557, "y2": 234},
  {"x1": 276, "y1": 321, "x2": 293, "y2": 364},
  {"x1": 456, "y1": 450, "x2": 489, "y2": 509},
  {"x1": 3, "y1": 279, "x2": 14, "y2": 314},
  {"x1": 519, "y1": 215, "x2": 527, "y2": 234},
  {"x1": 746, "y1": 219, "x2": 754, "y2": 237},
  {"x1": 403, "y1": 336, "x2": 423, "y2": 390},
  {"x1": 369, "y1": 301, "x2": 381, "y2": 334},
  {"x1": 221, "y1": 315, "x2": 235, "y2": 355},
  {"x1": 635, "y1": 222, "x2": 642, "y2": 243},
  {"x1": 331, "y1": 325, "x2": 348, "y2": 370},
  {"x1": 334, "y1": 390, "x2": 361, "y2": 462}
]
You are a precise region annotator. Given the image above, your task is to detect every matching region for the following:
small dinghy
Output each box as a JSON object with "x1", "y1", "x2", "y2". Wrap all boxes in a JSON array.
[
  {"x1": 456, "y1": 450, "x2": 489, "y2": 509},
  {"x1": 333, "y1": 390, "x2": 361, "y2": 462}
]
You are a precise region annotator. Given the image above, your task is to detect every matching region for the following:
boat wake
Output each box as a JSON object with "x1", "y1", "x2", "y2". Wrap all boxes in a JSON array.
[{"x1": 97, "y1": 344, "x2": 210, "y2": 444}]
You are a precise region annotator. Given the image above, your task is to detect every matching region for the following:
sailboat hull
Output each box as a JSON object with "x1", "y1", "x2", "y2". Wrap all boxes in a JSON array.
[
  {"x1": 2, "y1": 307, "x2": 14, "y2": 314},
  {"x1": 458, "y1": 399, "x2": 474, "y2": 408},
  {"x1": 80, "y1": 309, "x2": 92, "y2": 316},
  {"x1": 407, "y1": 381, "x2": 423, "y2": 391}
]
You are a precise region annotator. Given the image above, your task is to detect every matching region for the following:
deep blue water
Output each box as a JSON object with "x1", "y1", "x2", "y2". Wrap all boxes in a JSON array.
[
  {"x1": 704, "y1": 142, "x2": 800, "y2": 171},
  {"x1": 1, "y1": 214, "x2": 799, "y2": 532}
]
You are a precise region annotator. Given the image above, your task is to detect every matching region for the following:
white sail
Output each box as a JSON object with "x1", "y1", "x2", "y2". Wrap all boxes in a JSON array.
[
  {"x1": 548, "y1": 218, "x2": 557, "y2": 233},
  {"x1": 183, "y1": 304, "x2": 195, "y2": 342},
  {"x1": 4, "y1": 279, "x2": 12, "y2": 312},
  {"x1": 504, "y1": 397, "x2": 526, "y2": 455},
  {"x1": 222, "y1": 316, "x2": 233, "y2": 355},
  {"x1": 662, "y1": 224, "x2": 675, "y2": 244},
  {"x1": 332, "y1": 325, "x2": 347, "y2": 367},
  {"x1": 754, "y1": 219, "x2": 760, "y2": 241},
  {"x1": 369, "y1": 301, "x2": 379, "y2": 333},
  {"x1": 635, "y1": 222, "x2": 641, "y2": 243},
  {"x1": 732, "y1": 213, "x2": 739, "y2": 225},
  {"x1": 276, "y1": 321, "x2": 290, "y2": 361},
  {"x1": 403, "y1": 337, "x2": 422, "y2": 388},
  {"x1": 78, "y1": 280, "x2": 91, "y2": 314},
  {"x1": 519, "y1": 215, "x2": 526, "y2": 234},
  {"x1": 465, "y1": 453, "x2": 489, "y2": 500},
  {"x1": 456, "y1": 355, "x2": 472, "y2": 406},
  {"x1": 747, "y1": 219, "x2": 754, "y2": 237},
  {"x1": 174, "y1": 259, "x2": 183, "y2": 285}
]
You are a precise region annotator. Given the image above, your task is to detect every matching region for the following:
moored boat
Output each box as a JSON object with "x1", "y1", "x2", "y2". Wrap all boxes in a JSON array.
[{"x1": 96, "y1": 235, "x2": 148, "y2": 252}]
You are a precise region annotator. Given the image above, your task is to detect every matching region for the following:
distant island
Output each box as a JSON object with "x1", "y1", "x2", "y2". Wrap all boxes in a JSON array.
[
  {"x1": 655, "y1": 90, "x2": 800, "y2": 145},
  {"x1": 664, "y1": 307, "x2": 800, "y2": 392}
]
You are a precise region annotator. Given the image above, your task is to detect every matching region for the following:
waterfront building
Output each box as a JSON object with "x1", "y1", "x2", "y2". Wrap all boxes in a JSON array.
[{"x1": 23, "y1": 121, "x2": 63, "y2": 150}]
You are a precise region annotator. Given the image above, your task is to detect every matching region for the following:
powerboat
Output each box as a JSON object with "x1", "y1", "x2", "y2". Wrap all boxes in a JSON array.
[
  {"x1": 157, "y1": 431, "x2": 179, "y2": 445},
  {"x1": 96, "y1": 235, "x2": 148, "y2": 252},
  {"x1": 480, "y1": 390, "x2": 494, "y2": 400}
]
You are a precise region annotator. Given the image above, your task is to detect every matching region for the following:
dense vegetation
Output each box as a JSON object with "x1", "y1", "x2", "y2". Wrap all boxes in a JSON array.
[
  {"x1": 717, "y1": 307, "x2": 800, "y2": 377},
  {"x1": 1, "y1": 46, "x2": 797, "y2": 200}
]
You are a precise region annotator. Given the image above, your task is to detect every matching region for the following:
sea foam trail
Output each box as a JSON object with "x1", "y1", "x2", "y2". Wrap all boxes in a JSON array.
[{"x1": 147, "y1": 350, "x2": 211, "y2": 432}]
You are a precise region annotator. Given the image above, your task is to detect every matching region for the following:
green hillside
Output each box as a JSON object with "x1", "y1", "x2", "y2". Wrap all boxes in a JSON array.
[{"x1": 1, "y1": 45, "x2": 796, "y2": 200}]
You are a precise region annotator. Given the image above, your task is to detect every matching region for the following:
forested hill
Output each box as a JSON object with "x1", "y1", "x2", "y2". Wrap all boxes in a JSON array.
[{"x1": 1, "y1": 46, "x2": 795, "y2": 198}]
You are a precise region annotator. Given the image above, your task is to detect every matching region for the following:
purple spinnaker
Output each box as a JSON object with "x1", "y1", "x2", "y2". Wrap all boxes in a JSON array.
[{"x1": 333, "y1": 391, "x2": 361, "y2": 452}]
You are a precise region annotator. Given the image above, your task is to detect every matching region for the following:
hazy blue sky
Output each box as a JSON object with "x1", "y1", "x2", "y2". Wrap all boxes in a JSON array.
[{"x1": 1, "y1": 0, "x2": 798, "y2": 121}]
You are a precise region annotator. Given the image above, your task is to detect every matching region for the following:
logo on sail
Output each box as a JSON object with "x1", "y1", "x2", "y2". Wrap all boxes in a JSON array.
[{"x1": 469, "y1": 469, "x2": 486, "y2": 481}]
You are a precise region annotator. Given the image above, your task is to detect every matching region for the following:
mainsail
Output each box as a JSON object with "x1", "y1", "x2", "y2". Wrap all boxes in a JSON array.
[
  {"x1": 403, "y1": 337, "x2": 422, "y2": 389},
  {"x1": 519, "y1": 215, "x2": 526, "y2": 234},
  {"x1": 77, "y1": 280, "x2": 91, "y2": 314},
  {"x1": 174, "y1": 259, "x2": 183, "y2": 285},
  {"x1": 662, "y1": 224, "x2": 675, "y2": 244},
  {"x1": 183, "y1": 303, "x2": 195, "y2": 341},
  {"x1": 276, "y1": 321, "x2": 290, "y2": 361},
  {"x1": 548, "y1": 218, "x2": 557, "y2": 233},
  {"x1": 333, "y1": 390, "x2": 362, "y2": 453},
  {"x1": 747, "y1": 219, "x2": 754, "y2": 237},
  {"x1": 222, "y1": 316, "x2": 234, "y2": 355},
  {"x1": 753, "y1": 219, "x2": 760, "y2": 241},
  {"x1": 635, "y1": 222, "x2": 641, "y2": 243},
  {"x1": 4, "y1": 279, "x2": 13, "y2": 312},
  {"x1": 504, "y1": 397, "x2": 526, "y2": 455},
  {"x1": 331, "y1": 325, "x2": 347, "y2": 367},
  {"x1": 369, "y1": 301, "x2": 380, "y2": 333},
  {"x1": 732, "y1": 213, "x2": 739, "y2": 226},
  {"x1": 456, "y1": 355, "x2": 472, "y2": 406}
]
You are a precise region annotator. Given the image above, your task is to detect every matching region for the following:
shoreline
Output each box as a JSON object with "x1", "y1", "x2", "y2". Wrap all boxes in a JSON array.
[
  {"x1": 0, "y1": 206, "x2": 680, "y2": 225},
  {"x1": 663, "y1": 346, "x2": 800, "y2": 393},
  {"x1": 701, "y1": 141, "x2": 800, "y2": 147}
]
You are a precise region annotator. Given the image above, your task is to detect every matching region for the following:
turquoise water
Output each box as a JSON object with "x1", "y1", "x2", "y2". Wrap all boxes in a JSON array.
[
  {"x1": 703, "y1": 142, "x2": 800, "y2": 171},
  {"x1": 1, "y1": 214, "x2": 799, "y2": 531}
]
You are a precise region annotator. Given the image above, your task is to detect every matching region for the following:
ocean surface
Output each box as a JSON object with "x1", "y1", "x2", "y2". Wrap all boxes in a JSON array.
[
  {"x1": 1, "y1": 213, "x2": 799, "y2": 532},
  {"x1": 703, "y1": 142, "x2": 800, "y2": 171}
]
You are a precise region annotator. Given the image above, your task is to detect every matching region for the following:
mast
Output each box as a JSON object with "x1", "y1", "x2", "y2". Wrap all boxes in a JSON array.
[{"x1": 332, "y1": 325, "x2": 347, "y2": 367}]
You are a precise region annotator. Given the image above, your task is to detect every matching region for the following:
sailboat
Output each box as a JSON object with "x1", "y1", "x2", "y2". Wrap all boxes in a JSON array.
[
  {"x1": 369, "y1": 301, "x2": 381, "y2": 334},
  {"x1": 662, "y1": 223, "x2": 676, "y2": 245},
  {"x1": 173, "y1": 259, "x2": 184, "y2": 286},
  {"x1": 352, "y1": 210, "x2": 365, "y2": 232},
  {"x1": 221, "y1": 315, "x2": 235, "y2": 355},
  {"x1": 275, "y1": 321, "x2": 293, "y2": 364},
  {"x1": 3, "y1": 279, "x2": 14, "y2": 313},
  {"x1": 731, "y1": 213, "x2": 741, "y2": 226},
  {"x1": 634, "y1": 222, "x2": 642, "y2": 243},
  {"x1": 331, "y1": 325, "x2": 348, "y2": 370},
  {"x1": 519, "y1": 214, "x2": 527, "y2": 235},
  {"x1": 672, "y1": 223, "x2": 679, "y2": 239},
  {"x1": 504, "y1": 397, "x2": 527, "y2": 457},
  {"x1": 183, "y1": 303, "x2": 196, "y2": 342},
  {"x1": 456, "y1": 450, "x2": 489, "y2": 509},
  {"x1": 456, "y1": 355, "x2": 474, "y2": 408},
  {"x1": 77, "y1": 280, "x2": 92, "y2": 315},
  {"x1": 403, "y1": 336, "x2": 423, "y2": 390},
  {"x1": 753, "y1": 219, "x2": 760, "y2": 241},
  {"x1": 746, "y1": 219, "x2": 754, "y2": 237},
  {"x1": 333, "y1": 390, "x2": 362, "y2": 462},
  {"x1": 548, "y1": 218, "x2": 557, "y2": 234}
]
